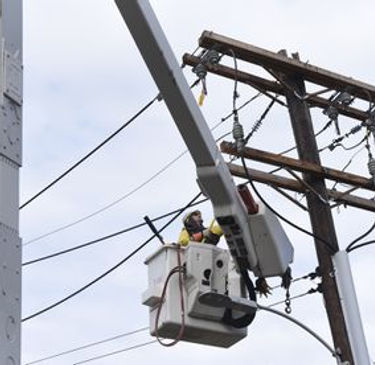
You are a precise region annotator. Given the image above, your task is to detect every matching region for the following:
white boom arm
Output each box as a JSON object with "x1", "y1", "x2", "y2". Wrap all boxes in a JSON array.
[
  {"x1": 114, "y1": 0, "x2": 294, "y2": 277},
  {"x1": 114, "y1": 0, "x2": 258, "y2": 272}
]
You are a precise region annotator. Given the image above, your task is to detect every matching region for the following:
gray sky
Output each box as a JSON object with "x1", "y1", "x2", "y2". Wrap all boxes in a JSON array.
[{"x1": 21, "y1": 1, "x2": 375, "y2": 364}]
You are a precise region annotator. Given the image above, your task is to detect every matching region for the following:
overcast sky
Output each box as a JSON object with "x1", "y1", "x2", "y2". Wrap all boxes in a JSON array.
[{"x1": 20, "y1": 1, "x2": 375, "y2": 364}]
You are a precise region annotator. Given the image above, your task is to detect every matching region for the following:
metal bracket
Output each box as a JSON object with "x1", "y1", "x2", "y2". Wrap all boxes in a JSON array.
[
  {"x1": 0, "y1": 98, "x2": 22, "y2": 165},
  {"x1": 3, "y1": 49, "x2": 23, "y2": 106},
  {"x1": 0, "y1": 42, "x2": 23, "y2": 165}
]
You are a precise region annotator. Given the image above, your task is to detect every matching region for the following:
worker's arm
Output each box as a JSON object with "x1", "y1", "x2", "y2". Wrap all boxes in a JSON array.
[{"x1": 203, "y1": 219, "x2": 223, "y2": 245}]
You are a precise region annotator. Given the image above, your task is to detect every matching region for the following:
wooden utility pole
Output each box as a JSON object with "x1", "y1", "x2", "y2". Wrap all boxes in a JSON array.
[
  {"x1": 183, "y1": 31, "x2": 375, "y2": 363},
  {"x1": 281, "y1": 70, "x2": 354, "y2": 363}
]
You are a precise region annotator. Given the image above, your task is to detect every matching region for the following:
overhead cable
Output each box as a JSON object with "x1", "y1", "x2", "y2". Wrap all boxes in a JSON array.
[
  {"x1": 346, "y1": 219, "x2": 375, "y2": 252},
  {"x1": 24, "y1": 327, "x2": 149, "y2": 365},
  {"x1": 22, "y1": 192, "x2": 202, "y2": 322},
  {"x1": 331, "y1": 146, "x2": 366, "y2": 191},
  {"x1": 347, "y1": 239, "x2": 375, "y2": 253},
  {"x1": 72, "y1": 340, "x2": 157, "y2": 365},
  {"x1": 23, "y1": 197, "x2": 208, "y2": 266},
  {"x1": 257, "y1": 304, "x2": 341, "y2": 362},
  {"x1": 23, "y1": 149, "x2": 188, "y2": 247},
  {"x1": 20, "y1": 96, "x2": 159, "y2": 210},
  {"x1": 270, "y1": 270, "x2": 319, "y2": 290},
  {"x1": 24, "y1": 93, "x2": 260, "y2": 247},
  {"x1": 20, "y1": 42, "x2": 205, "y2": 212},
  {"x1": 244, "y1": 98, "x2": 276, "y2": 143}
]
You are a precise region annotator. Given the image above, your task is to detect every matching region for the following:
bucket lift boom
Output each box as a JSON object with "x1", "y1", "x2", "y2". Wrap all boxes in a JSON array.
[{"x1": 114, "y1": 0, "x2": 293, "y2": 278}]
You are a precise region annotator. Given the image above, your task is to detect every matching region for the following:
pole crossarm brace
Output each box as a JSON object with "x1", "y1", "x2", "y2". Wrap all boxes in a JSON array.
[
  {"x1": 198, "y1": 31, "x2": 375, "y2": 103},
  {"x1": 221, "y1": 141, "x2": 375, "y2": 192},
  {"x1": 183, "y1": 54, "x2": 369, "y2": 122},
  {"x1": 227, "y1": 163, "x2": 375, "y2": 212}
]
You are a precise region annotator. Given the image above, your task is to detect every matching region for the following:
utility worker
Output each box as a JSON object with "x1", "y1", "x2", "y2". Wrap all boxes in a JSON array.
[{"x1": 178, "y1": 210, "x2": 223, "y2": 246}]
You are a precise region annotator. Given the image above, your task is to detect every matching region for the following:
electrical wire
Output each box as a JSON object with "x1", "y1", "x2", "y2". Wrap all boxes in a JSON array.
[
  {"x1": 318, "y1": 124, "x2": 364, "y2": 153},
  {"x1": 19, "y1": 47, "x2": 205, "y2": 212},
  {"x1": 228, "y1": 49, "x2": 239, "y2": 113},
  {"x1": 257, "y1": 304, "x2": 341, "y2": 361},
  {"x1": 268, "y1": 119, "x2": 337, "y2": 175},
  {"x1": 346, "y1": 220, "x2": 375, "y2": 252},
  {"x1": 266, "y1": 288, "x2": 318, "y2": 307},
  {"x1": 347, "y1": 240, "x2": 375, "y2": 253},
  {"x1": 22, "y1": 192, "x2": 202, "y2": 322},
  {"x1": 331, "y1": 146, "x2": 366, "y2": 191},
  {"x1": 244, "y1": 98, "x2": 276, "y2": 143},
  {"x1": 24, "y1": 327, "x2": 149, "y2": 365},
  {"x1": 19, "y1": 96, "x2": 159, "y2": 210},
  {"x1": 62, "y1": 291, "x2": 331, "y2": 365},
  {"x1": 24, "y1": 93, "x2": 260, "y2": 247},
  {"x1": 220, "y1": 92, "x2": 261, "y2": 123},
  {"x1": 61, "y1": 291, "x2": 328, "y2": 365},
  {"x1": 22, "y1": 197, "x2": 208, "y2": 266},
  {"x1": 72, "y1": 340, "x2": 157, "y2": 365},
  {"x1": 23, "y1": 149, "x2": 188, "y2": 247},
  {"x1": 240, "y1": 156, "x2": 336, "y2": 254},
  {"x1": 270, "y1": 270, "x2": 319, "y2": 290}
]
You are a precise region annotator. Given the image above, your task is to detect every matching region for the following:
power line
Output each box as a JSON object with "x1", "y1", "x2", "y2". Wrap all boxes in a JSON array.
[
  {"x1": 331, "y1": 145, "x2": 366, "y2": 191},
  {"x1": 19, "y1": 50, "x2": 205, "y2": 212},
  {"x1": 23, "y1": 149, "x2": 188, "y2": 247},
  {"x1": 24, "y1": 327, "x2": 149, "y2": 365},
  {"x1": 244, "y1": 98, "x2": 276, "y2": 143},
  {"x1": 257, "y1": 304, "x2": 340, "y2": 361},
  {"x1": 346, "y1": 219, "x2": 375, "y2": 252},
  {"x1": 20, "y1": 96, "x2": 159, "y2": 210},
  {"x1": 318, "y1": 124, "x2": 364, "y2": 153},
  {"x1": 268, "y1": 118, "x2": 336, "y2": 175},
  {"x1": 23, "y1": 197, "x2": 208, "y2": 266},
  {"x1": 24, "y1": 93, "x2": 260, "y2": 247},
  {"x1": 70, "y1": 290, "x2": 324, "y2": 365},
  {"x1": 270, "y1": 270, "x2": 319, "y2": 290},
  {"x1": 22, "y1": 192, "x2": 202, "y2": 322},
  {"x1": 266, "y1": 289, "x2": 318, "y2": 308},
  {"x1": 72, "y1": 340, "x2": 157, "y2": 365},
  {"x1": 347, "y1": 239, "x2": 375, "y2": 253}
]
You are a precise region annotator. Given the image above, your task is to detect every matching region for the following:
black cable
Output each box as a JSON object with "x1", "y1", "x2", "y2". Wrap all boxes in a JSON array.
[
  {"x1": 23, "y1": 197, "x2": 208, "y2": 266},
  {"x1": 23, "y1": 90, "x2": 249, "y2": 248},
  {"x1": 331, "y1": 145, "x2": 366, "y2": 191},
  {"x1": 337, "y1": 135, "x2": 368, "y2": 152},
  {"x1": 220, "y1": 92, "x2": 261, "y2": 123},
  {"x1": 315, "y1": 119, "x2": 333, "y2": 137},
  {"x1": 347, "y1": 240, "x2": 375, "y2": 253},
  {"x1": 228, "y1": 48, "x2": 239, "y2": 113},
  {"x1": 270, "y1": 269, "x2": 319, "y2": 290},
  {"x1": 20, "y1": 96, "x2": 159, "y2": 210},
  {"x1": 240, "y1": 156, "x2": 336, "y2": 254},
  {"x1": 20, "y1": 75, "x2": 201, "y2": 212},
  {"x1": 244, "y1": 98, "x2": 276, "y2": 143},
  {"x1": 346, "y1": 220, "x2": 375, "y2": 252},
  {"x1": 22, "y1": 192, "x2": 202, "y2": 322},
  {"x1": 268, "y1": 119, "x2": 337, "y2": 175},
  {"x1": 319, "y1": 124, "x2": 364, "y2": 153}
]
